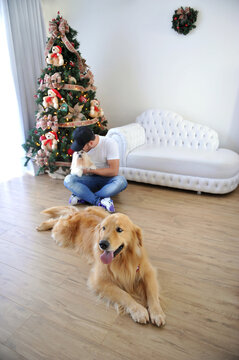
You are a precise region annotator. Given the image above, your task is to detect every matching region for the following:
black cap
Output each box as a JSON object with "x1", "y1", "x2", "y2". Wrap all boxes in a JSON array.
[{"x1": 71, "y1": 127, "x2": 95, "y2": 151}]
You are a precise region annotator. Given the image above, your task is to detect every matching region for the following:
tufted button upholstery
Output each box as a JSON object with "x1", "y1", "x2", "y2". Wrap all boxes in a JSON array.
[
  {"x1": 107, "y1": 109, "x2": 239, "y2": 194},
  {"x1": 136, "y1": 109, "x2": 219, "y2": 150}
]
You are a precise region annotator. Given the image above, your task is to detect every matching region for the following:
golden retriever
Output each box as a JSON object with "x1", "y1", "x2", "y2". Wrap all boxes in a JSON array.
[{"x1": 37, "y1": 206, "x2": 166, "y2": 327}]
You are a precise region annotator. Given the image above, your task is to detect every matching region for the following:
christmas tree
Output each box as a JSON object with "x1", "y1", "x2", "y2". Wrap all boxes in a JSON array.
[{"x1": 23, "y1": 12, "x2": 107, "y2": 177}]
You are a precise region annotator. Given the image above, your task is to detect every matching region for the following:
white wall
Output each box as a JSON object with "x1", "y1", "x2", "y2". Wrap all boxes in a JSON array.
[{"x1": 41, "y1": 0, "x2": 239, "y2": 152}]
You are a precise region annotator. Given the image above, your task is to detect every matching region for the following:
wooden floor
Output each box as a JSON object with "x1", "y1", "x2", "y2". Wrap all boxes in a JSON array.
[{"x1": 0, "y1": 174, "x2": 239, "y2": 360}]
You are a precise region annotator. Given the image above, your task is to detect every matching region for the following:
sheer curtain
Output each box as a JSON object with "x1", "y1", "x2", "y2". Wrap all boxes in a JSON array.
[{"x1": 0, "y1": 0, "x2": 45, "y2": 181}]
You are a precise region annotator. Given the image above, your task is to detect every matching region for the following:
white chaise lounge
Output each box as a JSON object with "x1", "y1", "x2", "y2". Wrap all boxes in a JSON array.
[{"x1": 107, "y1": 109, "x2": 239, "y2": 194}]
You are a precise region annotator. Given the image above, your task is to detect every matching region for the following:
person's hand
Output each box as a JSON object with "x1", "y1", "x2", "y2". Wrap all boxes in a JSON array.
[{"x1": 83, "y1": 168, "x2": 93, "y2": 175}]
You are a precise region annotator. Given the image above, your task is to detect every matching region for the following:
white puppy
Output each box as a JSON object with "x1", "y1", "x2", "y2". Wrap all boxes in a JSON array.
[{"x1": 70, "y1": 150, "x2": 96, "y2": 177}]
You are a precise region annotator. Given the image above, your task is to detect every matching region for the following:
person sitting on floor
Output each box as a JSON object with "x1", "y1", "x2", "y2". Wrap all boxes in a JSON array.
[{"x1": 64, "y1": 127, "x2": 128, "y2": 212}]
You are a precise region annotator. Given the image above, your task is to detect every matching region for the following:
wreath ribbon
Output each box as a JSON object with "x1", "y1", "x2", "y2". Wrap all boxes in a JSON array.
[{"x1": 176, "y1": 7, "x2": 190, "y2": 21}]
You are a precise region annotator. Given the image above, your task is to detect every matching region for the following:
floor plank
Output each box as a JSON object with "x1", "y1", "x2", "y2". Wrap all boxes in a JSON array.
[
  {"x1": 0, "y1": 295, "x2": 32, "y2": 343},
  {"x1": 5, "y1": 314, "x2": 126, "y2": 360},
  {"x1": 0, "y1": 263, "x2": 117, "y2": 345},
  {"x1": 0, "y1": 342, "x2": 27, "y2": 360}
]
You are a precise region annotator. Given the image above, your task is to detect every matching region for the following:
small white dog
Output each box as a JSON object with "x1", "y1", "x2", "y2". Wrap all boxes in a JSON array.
[{"x1": 71, "y1": 150, "x2": 96, "y2": 177}]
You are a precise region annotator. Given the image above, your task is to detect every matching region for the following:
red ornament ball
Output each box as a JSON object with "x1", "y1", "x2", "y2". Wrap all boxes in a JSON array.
[
  {"x1": 79, "y1": 95, "x2": 87, "y2": 103},
  {"x1": 67, "y1": 148, "x2": 74, "y2": 155}
]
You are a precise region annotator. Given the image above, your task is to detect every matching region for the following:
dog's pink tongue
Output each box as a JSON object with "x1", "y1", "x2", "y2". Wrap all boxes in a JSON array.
[{"x1": 100, "y1": 251, "x2": 114, "y2": 264}]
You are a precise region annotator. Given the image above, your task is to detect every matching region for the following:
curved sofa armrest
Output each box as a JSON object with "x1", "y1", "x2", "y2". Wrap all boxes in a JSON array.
[{"x1": 107, "y1": 123, "x2": 145, "y2": 166}]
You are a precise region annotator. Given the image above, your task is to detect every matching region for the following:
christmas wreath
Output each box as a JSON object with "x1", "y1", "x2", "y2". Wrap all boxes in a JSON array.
[{"x1": 172, "y1": 7, "x2": 198, "y2": 35}]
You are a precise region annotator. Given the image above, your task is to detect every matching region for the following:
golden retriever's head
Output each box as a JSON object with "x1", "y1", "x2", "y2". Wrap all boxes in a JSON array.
[{"x1": 96, "y1": 213, "x2": 143, "y2": 264}]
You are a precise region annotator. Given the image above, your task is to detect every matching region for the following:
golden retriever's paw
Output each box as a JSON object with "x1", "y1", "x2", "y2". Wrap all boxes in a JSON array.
[
  {"x1": 149, "y1": 306, "x2": 166, "y2": 327},
  {"x1": 129, "y1": 304, "x2": 149, "y2": 324},
  {"x1": 36, "y1": 224, "x2": 44, "y2": 231}
]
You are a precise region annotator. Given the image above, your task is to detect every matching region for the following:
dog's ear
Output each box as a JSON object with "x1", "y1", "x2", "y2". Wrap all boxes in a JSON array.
[
  {"x1": 134, "y1": 224, "x2": 143, "y2": 247},
  {"x1": 93, "y1": 223, "x2": 101, "y2": 244},
  {"x1": 95, "y1": 223, "x2": 101, "y2": 233}
]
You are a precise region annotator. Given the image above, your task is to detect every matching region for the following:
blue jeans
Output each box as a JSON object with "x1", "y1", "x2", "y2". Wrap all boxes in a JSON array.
[{"x1": 64, "y1": 174, "x2": 128, "y2": 205}]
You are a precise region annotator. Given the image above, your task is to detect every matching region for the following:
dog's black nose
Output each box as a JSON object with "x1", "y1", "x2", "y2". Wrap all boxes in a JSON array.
[{"x1": 99, "y1": 240, "x2": 110, "y2": 250}]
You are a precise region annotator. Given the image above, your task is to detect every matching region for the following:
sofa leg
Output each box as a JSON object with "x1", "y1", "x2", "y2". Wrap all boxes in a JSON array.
[{"x1": 197, "y1": 191, "x2": 202, "y2": 195}]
